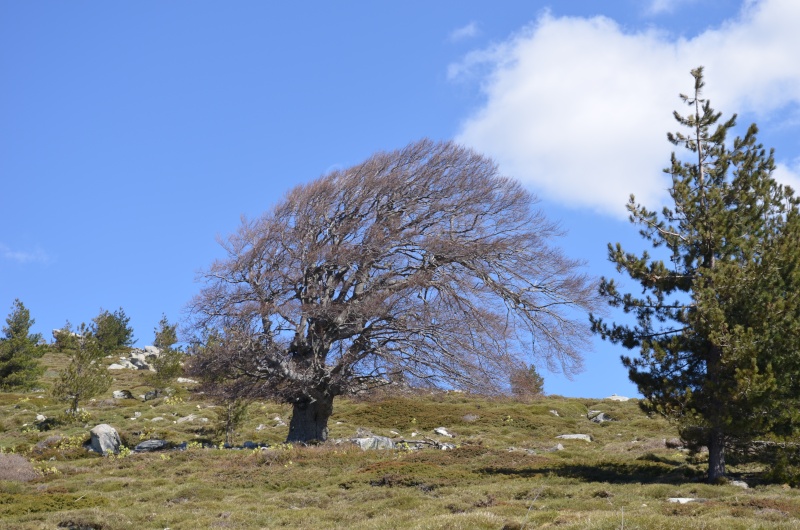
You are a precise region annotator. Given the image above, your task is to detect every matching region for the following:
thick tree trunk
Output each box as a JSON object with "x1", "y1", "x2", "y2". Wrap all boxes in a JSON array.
[
  {"x1": 707, "y1": 429, "x2": 726, "y2": 482},
  {"x1": 286, "y1": 395, "x2": 334, "y2": 443}
]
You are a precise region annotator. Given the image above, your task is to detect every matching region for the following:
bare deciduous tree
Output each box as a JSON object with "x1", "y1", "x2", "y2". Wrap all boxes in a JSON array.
[{"x1": 189, "y1": 139, "x2": 597, "y2": 442}]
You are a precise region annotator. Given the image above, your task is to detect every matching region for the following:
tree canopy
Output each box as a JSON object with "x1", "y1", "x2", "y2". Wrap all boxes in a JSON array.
[
  {"x1": 51, "y1": 322, "x2": 112, "y2": 417},
  {"x1": 92, "y1": 307, "x2": 135, "y2": 352},
  {"x1": 0, "y1": 300, "x2": 44, "y2": 391},
  {"x1": 591, "y1": 68, "x2": 800, "y2": 481},
  {"x1": 189, "y1": 139, "x2": 597, "y2": 442}
]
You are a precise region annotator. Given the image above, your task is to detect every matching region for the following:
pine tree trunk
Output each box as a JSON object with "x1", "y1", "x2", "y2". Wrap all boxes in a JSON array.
[
  {"x1": 286, "y1": 396, "x2": 334, "y2": 443},
  {"x1": 707, "y1": 429, "x2": 726, "y2": 482}
]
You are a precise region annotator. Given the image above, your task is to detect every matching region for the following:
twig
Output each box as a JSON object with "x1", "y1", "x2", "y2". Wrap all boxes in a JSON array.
[{"x1": 520, "y1": 487, "x2": 543, "y2": 530}]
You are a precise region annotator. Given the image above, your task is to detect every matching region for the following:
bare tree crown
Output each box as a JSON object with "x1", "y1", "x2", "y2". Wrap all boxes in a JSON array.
[{"x1": 190, "y1": 140, "x2": 596, "y2": 402}]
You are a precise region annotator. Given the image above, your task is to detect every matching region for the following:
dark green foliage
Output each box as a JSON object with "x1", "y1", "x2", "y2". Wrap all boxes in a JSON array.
[
  {"x1": 147, "y1": 314, "x2": 184, "y2": 390},
  {"x1": 0, "y1": 299, "x2": 44, "y2": 391},
  {"x1": 91, "y1": 307, "x2": 135, "y2": 352},
  {"x1": 51, "y1": 323, "x2": 112, "y2": 416},
  {"x1": 214, "y1": 398, "x2": 250, "y2": 446},
  {"x1": 53, "y1": 320, "x2": 78, "y2": 352},
  {"x1": 591, "y1": 67, "x2": 800, "y2": 481},
  {"x1": 509, "y1": 364, "x2": 545, "y2": 399},
  {"x1": 153, "y1": 313, "x2": 178, "y2": 352}
]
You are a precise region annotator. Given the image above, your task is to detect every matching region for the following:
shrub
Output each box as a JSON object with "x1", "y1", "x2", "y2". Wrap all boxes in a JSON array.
[
  {"x1": 0, "y1": 453, "x2": 39, "y2": 482},
  {"x1": 509, "y1": 365, "x2": 545, "y2": 400}
]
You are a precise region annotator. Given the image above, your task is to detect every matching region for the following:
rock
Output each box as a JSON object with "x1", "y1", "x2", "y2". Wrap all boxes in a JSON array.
[
  {"x1": 588, "y1": 411, "x2": 614, "y2": 423},
  {"x1": 35, "y1": 414, "x2": 46, "y2": 422},
  {"x1": 176, "y1": 377, "x2": 198, "y2": 384},
  {"x1": 730, "y1": 480, "x2": 749, "y2": 489},
  {"x1": 113, "y1": 390, "x2": 134, "y2": 399},
  {"x1": 605, "y1": 394, "x2": 630, "y2": 402},
  {"x1": 89, "y1": 424, "x2": 121, "y2": 455},
  {"x1": 440, "y1": 443, "x2": 456, "y2": 450},
  {"x1": 549, "y1": 410, "x2": 560, "y2": 417},
  {"x1": 144, "y1": 345, "x2": 161, "y2": 356},
  {"x1": 665, "y1": 437, "x2": 684, "y2": 449},
  {"x1": 353, "y1": 436, "x2": 395, "y2": 450},
  {"x1": 108, "y1": 363, "x2": 126, "y2": 370},
  {"x1": 255, "y1": 424, "x2": 265, "y2": 431},
  {"x1": 143, "y1": 390, "x2": 160, "y2": 401},
  {"x1": 556, "y1": 434, "x2": 593, "y2": 442},
  {"x1": 176, "y1": 414, "x2": 197, "y2": 424},
  {"x1": 130, "y1": 357, "x2": 153, "y2": 371},
  {"x1": 150, "y1": 417, "x2": 164, "y2": 422},
  {"x1": 434, "y1": 427, "x2": 454, "y2": 438},
  {"x1": 134, "y1": 439, "x2": 169, "y2": 452},
  {"x1": 242, "y1": 441, "x2": 258, "y2": 449},
  {"x1": 668, "y1": 498, "x2": 700, "y2": 504}
]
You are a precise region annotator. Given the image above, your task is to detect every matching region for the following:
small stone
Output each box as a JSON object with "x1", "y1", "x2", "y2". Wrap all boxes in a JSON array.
[
  {"x1": 176, "y1": 377, "x2": 198, "y2": 384},
  {"x1": 113, "y1": 390, "x2": 134, "y2": 399},
  {"x1": 588, "y1": 411, "x2": 614, "y2": 423},
  {"x1": 730, "y1": 480, "x2": 749, "y2": 489},
  {"x1": 556, "y1": 434, "x2": 592, "y2": 442},
  {"x1": 605, "y1": 394, "x2": 630, "y2": 402},
  {"x1": 434, "y1": 427, "x2": 454, "y2": 438},
  {"x1": 668, "y1": 498, "x2": 698, "y2": 504},
  {"x1": 549, "y1": 410, "x2": 560, "y2": 417}
]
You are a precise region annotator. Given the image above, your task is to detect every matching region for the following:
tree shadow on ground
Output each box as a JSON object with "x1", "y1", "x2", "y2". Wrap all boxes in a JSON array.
[{"x1": 478, "y1": 459, "x2": 700, "y2": 484}]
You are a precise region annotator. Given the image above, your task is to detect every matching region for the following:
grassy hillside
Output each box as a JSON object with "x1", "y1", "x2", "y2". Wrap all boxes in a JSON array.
[{"x1": 0, "y1": 352, "x2": 799, "y2": 529}]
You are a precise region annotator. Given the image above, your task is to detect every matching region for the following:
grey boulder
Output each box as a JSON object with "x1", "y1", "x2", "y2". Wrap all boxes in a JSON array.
[
  {"x1": 89, "y1": 424, "x2": 121, "y2": 455},
  {"x1": 353, "y1": 436, "x2": 395, "y2": 450},
  {"x1": 134, "y1": 439, "x2": 170, "y2": 452}
]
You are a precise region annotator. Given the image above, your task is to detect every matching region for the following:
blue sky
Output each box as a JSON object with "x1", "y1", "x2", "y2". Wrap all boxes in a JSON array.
[{"x1": 3, "y1": 0, "x2": 800, "y2": 398}]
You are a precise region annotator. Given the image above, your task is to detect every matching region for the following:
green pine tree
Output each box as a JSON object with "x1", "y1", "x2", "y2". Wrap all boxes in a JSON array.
[
  {"x1": 591, "y1": 67, "x2": 800, "y2": 482},
  {"x1": 92, "y1": 307, "x2": 135, "y2": 352},
  {"x1": 147, "y1": 314, "x2": 184, "y2": 391},
  {"x1": 0, "y1": 299, "x2": 44, "y2": 391},
  {"x1": 52, "y1": 323, "x2": 111, "y2": 417}
]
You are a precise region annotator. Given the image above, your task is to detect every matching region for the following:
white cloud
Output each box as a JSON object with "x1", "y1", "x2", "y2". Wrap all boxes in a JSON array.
[
  {"x1": 0, "y1": 243, "x2": 49, "y2": 264},
  {"x1": 449, "y1": 22, "x2": 479, "y2": 42},
  {"x1": 774, "y1": 159, "x2": 800, "y2": 195},
  {"x1": 451, "y1": 0, "x2": 800, "y2": 218}
]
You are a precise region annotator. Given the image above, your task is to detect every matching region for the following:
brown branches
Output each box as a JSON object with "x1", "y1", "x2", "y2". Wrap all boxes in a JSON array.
[{"x1": 188, "y1": 139, "x2": 598, "y2": 403}]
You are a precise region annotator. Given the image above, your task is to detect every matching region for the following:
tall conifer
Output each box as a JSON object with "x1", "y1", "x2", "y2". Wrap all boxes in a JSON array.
[
  {"x1": 592, "y1": 68, "x2": 800, "y2": 481},
  {"x1": 0, "y1": 300, "x2": 44, "y2": 391}
]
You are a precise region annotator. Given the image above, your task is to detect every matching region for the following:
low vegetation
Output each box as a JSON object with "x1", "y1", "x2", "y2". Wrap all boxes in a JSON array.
[{"x1": 0, "y1": 351, "x2": 799, "y2": 529}]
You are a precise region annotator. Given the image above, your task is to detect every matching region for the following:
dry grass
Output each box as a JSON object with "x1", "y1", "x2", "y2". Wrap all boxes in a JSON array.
[
  {"x1": 0, "y1": 351, "x2": 799, "y2": 528},
  {"x1": 0, "y1": 453, "x2": 39, "y2": 482}
]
